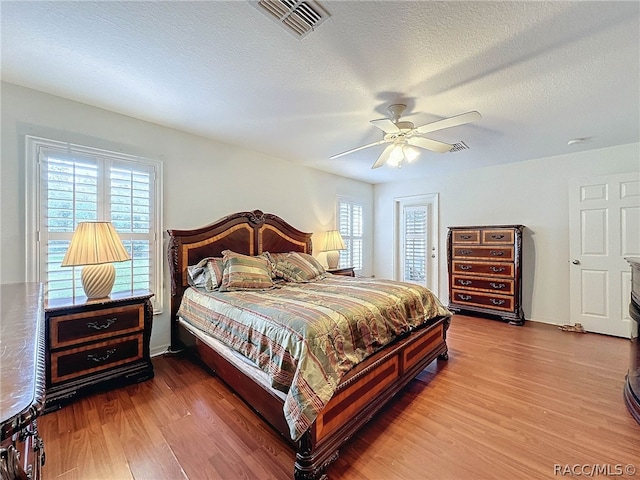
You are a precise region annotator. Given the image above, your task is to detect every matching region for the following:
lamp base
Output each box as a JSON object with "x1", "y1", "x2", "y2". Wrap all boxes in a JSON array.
[
  {"x1": 326, "y1": 251, "x2": 340, "y2": 270},
  {"x1": 81, "y1": 263, "x2": 116, "y2": 299}
]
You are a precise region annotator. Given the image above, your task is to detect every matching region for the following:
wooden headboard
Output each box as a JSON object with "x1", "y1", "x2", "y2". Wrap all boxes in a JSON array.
[{"x1": 166, "y1": 209, "x2": 313, "y2": 324}]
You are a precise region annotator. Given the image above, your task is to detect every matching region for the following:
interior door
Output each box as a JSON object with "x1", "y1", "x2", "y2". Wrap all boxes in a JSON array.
[{"x1": 569, "y1": 172, "x2": 640, "y2": 337}]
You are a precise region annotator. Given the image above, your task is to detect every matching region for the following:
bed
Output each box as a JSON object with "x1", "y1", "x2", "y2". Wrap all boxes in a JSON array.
[{"x1": 167, "y1": 210, "x2": 451, "y2": 480}]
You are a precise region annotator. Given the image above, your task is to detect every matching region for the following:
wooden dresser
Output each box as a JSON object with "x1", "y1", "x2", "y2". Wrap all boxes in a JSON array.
[
  {"x1": 447, "y1": 225, "x2": 525, "y2": 325},
  {"x1": 44, "y1": 290, "x2": 154, "y2": 412},
  {"x1": 0, "y1": 283, "x2": 46, "y2": 480},
  {"x1": 625, "y1": 257, "x2": 640, "y2": 424}
]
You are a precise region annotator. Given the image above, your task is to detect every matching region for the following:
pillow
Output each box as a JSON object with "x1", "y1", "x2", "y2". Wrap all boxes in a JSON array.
[
  {"x1": 271, "y1": 251, "x2": 326, "y2": 283},
  {"x1": 219, "y1": 250, "x2": 275, "y2": 291},
  {"x1": 187, "y1": 257, "x2": 223, "y2": 291}
]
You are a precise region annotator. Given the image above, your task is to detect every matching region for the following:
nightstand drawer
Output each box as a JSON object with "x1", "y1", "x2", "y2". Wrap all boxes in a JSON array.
[
  {"x1": 50, "y1": 334, "x2": 143, "y2": 384},
  {"x1": 50, "y1": 304, "x2": 144, "y2": 349}
]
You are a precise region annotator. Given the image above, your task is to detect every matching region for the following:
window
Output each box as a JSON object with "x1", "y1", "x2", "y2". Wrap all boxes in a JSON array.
[
  {"x1": 402, "y1": 206, "x2": 427, "y2": 283},
  {"x1": 394, "y1": 193, "x2": 439, "y2": 292},
  {"x1": 337, "y1": 199, "x2": 363, "y2": 271},
  {"x1": 26, "y1": 136, "x2": 163, "y2": 311}
]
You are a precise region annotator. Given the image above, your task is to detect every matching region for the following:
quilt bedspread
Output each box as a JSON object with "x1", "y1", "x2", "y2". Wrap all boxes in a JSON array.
[{"x1": 177, "y1": 275, "x2": 451, "y2": 441}]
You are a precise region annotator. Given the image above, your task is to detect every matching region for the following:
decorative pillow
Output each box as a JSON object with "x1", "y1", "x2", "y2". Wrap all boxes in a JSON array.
[
  {"x1": 219, "y1": 250, "x2": 275, "y2": 291},
  {"x1": 271, "y1": 251, "x2": 326, "y2": 283},
  {"x1": 187, "y1": 257, "x2": 223, "y2": 291}
]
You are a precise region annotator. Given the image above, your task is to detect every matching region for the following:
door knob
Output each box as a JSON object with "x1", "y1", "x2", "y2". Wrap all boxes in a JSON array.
[{"x1": 572, "y1": 259, "x2": 580, "y2": 265}]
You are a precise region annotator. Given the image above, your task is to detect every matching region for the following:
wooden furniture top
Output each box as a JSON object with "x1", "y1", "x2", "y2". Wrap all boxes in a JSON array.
[
  {"x1": 0, "y1": 282, "x2": 46, "y2": 441},
  {"x1": 45, "y1": 289, "x2": 154, "y2": 312}
]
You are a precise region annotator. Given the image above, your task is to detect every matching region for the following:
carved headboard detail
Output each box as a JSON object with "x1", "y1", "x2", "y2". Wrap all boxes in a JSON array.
[{"x1": 167, "y1": 210, "x2": 313, "y2": 323}]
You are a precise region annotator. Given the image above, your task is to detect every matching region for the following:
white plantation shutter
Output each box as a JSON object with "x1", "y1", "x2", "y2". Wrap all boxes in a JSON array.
[
  {"x1": 337, "y1": 200, "x2": 363, "y2": 271},
  {"x1": 27, "y1": 137, "x2": 162, "y2": 311},
  {"x1": 403, "y1": 206, "x2": 427, "y2": 283}
]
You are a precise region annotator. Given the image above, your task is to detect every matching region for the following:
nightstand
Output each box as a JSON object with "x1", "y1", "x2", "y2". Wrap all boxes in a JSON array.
[
  {"x1": 44, "y1": 290, "x2": 154, "y2": 412},
  {"x1": 327, "y1": 267, "x2": 355, "y2": 277}
]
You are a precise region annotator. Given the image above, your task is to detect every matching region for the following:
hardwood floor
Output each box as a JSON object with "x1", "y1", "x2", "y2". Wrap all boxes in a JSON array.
[{"x1": 40, "y1": 314, "x2": 640, "y2": 480}]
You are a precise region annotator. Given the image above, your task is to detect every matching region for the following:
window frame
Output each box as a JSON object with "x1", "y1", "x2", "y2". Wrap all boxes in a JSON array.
[
  {"x1": 25, "y1": 135, "x2": 163, "y2": 312},
  {"x1": 336, "y1": 197, "x2": 364, "y2": 273}
]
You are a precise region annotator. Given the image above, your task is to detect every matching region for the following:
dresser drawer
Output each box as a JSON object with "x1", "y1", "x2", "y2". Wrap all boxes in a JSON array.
[
  {"x1": 451, "y1": 290, "x2": 514, "y2": 312},
  {"x1": 50, "y1": 304, "x2": 144, "y2": 349},
  {"x1": 451, "y1": 275, "x2": 514, "y2": 295},
  {"x1": 452, "y1": 261, "x2": 514, "y2": 277},
  {"x1": 50, "y1": 334, "x2": 143, "y2": 384},
  {"x1": 482, "y1": 229, "x2": 515, "y2": 244},
  {"x1": 452, "y1": 229, "x2": 480, "y2": 244},
  {"x1": 452, "y1": 246, "x2": 514, "y2": 261}
]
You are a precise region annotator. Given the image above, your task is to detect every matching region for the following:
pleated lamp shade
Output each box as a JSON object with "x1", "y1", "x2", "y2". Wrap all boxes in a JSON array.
[
  {"x1": 321, "y1": 230, "x2": 346, "y2": 270},
  {"x1": 61, "y1": 222, "x2": 130, "y2": 298}
]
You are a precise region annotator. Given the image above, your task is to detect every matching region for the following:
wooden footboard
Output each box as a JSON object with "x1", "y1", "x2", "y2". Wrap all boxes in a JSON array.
[{"x1": 178, "y1": 315, "x2": 449, "y2": 479}]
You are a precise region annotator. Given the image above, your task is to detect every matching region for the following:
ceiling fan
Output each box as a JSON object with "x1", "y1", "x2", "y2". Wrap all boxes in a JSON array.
[{"x1": 330, "y1": 104, "x2": 481, "y2": 169}]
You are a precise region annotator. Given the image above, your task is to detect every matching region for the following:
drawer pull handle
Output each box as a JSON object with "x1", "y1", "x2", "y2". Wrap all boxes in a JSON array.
[
  {"x1": 87, "y1": 318, "x2": 116, "y2": 330},
  {"x1": 489, "y1": 282, "x2": 506, "y2": 289},
  {"x1": 490, "y1": 299, "x2": 506, "y2": 305},
  {"x1": 460, "y1": 235, "x2": 473, "y2": 240},
  {"x1": 87, "y1": 349, "x2": 116, "y2": 363},
  {"x1": 460, "y1": 265, "x2": 473, "y2": 270},
  {"x1": 490, "y1": 250, "x2": 505, "y2": 256},
  {"x1": 458, "y1": 280, "x2": 472, "y2": 286},
  {"x1": 490, "y1": 234, "x2": 505, "y2": 240},
  {"x1": 458, "y1": 294, "x2": 472, "y2": 300},
  {"x1": 459, "y1": 250, "x2": 472, "y2": 255},
  {"x1": 490, "y1": 266, "x2": 506, "y2": 272}
]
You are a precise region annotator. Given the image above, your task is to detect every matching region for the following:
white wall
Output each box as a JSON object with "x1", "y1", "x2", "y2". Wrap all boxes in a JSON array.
[
  {"x1": 1, "y1": 82, "x2": 374, "y2": 354},
  {"x1": 374, "y1": 143, "x2": 640, "y2": 325}
]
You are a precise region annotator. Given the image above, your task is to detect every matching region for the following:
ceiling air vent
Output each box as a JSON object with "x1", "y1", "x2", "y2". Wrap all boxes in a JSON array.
[
  {"x1": 449, "y1": 141, "x2": 469, "y2": 153},
  {"x1": 250, "y1": 0, "x2": 330, "y2": 38}
]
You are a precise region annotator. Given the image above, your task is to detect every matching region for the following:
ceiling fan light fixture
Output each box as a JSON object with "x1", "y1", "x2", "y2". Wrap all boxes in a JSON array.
[
  {"x1": 387, "y1": 145, "x2": 404, "y2": 167},
  {"x1": 403, "y1": 145, "x2": 419, "y2": 163}
]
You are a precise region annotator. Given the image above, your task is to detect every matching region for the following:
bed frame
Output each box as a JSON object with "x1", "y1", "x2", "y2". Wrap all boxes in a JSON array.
[{"x1": 167, "y1": 210, "x2": 450, "y2": 480}]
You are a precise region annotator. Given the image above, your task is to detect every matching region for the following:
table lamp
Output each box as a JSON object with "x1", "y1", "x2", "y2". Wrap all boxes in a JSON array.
[
  {"x1": 61, "y1": 221, "x2": 131, "y2": 299},
  {"x1": 321, "y1": 230, "x2": 346, "y2": 270}
]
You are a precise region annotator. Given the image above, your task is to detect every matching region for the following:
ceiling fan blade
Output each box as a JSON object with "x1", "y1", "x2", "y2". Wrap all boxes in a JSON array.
[
  {"x1": 330, "y1": 140, "x2": 387, "y2": 159},
  {"x1": 372, "y1": 144, "x2": 396, "y2": 169},
  {"x1": 370, "y1": 118, "x2": 400, "y2": 134},
  {"x1": 409, "y1": 136, "x2": 453, "y2": 153},
  {"x1": 415, "y1": 111, "x2": 481, "y2": 135}
]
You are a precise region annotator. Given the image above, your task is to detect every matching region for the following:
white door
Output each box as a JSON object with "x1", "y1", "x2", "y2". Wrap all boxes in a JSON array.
[
  {"x1": 394, "y1": 194, "x2": 439, "y2": 294},
  {"x1": 569, "y1": 172, "x2": 640, "y2": 337}
]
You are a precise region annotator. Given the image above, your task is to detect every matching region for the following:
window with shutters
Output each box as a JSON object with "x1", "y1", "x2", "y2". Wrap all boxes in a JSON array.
[
  {"x1": 337, "y1": 199, "x2": 363, "y2": 271},
  {"x1": 402, "y1": 206, "x2": 427, "y2": 283},
  {"x1": 26, "y1": 136, "x2": 163, "y2": 311}
]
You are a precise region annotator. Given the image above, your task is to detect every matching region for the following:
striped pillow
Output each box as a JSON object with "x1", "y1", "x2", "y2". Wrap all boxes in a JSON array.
[
  {"x1": 272, "y1": 251, "x2": 326, "y2": 283},
  {"x1": 187, "y1": 257, "x2": 223, "y2": 291},
  {"x1": 219, "y1": 250, "x2": 275, "y2": 291}
]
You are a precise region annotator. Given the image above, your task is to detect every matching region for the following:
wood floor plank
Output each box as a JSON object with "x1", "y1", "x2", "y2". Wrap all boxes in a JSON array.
[{"x1": 40, "y1": 314, "x2": 640, "y2": 480}]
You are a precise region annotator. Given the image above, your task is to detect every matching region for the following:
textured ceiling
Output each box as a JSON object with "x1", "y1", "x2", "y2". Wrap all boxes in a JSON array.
[{"x1": 2, "y1": 1, "x2": 639, "y2": 184}]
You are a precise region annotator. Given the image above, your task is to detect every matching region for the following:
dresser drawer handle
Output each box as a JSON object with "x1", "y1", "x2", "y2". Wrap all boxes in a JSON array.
[
  {"x1": 490, "y1": 299, "x2": 506, "y2": 305},
  {"x1": 490, "y1": 266, "x2": 506, "y2": 273},
  {"x1": 459, "y1": 249, "x2": 472, "y2": 255},
  {"x1": 460, "y1": 235, "x2": 473, "y2": 240},
  {"x1": 489, "y1": 282, "x2": 506, "y2": 289},
  {"x1": 458, "y1": 294, "x2": 472, "y2": 301},
  {"x1": 490, "y1": 250, "x2": 505, "y2": 256},
  {"x1": 460, "y1": 265, "x2": 473, "y2": 271},
  {"x1": 87, "y1": 349, "x2": 116, "y2": 363},
  {"x1": 490, "y1": 234, "x2": 505, "y2": 240},
  {"x1": 87, "y1": 318, "x2": 116, "y2": 330},
  {"x1": 458, "y1": 280, "x2": 472, "y2": 286}
]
